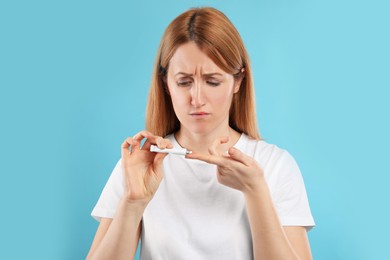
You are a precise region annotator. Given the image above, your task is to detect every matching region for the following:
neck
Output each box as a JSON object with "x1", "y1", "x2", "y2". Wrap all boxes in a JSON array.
[{"x1": 174, "y1": 126, "x2": 241, "y2": 155}]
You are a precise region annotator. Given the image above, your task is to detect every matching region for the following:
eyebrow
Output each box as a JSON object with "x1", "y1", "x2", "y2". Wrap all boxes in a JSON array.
[{"x1": 174, "y1": 72, "x2": 224, "y2": 77}]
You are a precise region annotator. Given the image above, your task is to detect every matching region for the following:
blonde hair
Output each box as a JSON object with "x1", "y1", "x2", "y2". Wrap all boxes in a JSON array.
[{"x1": 146, "y1": 7, "x2": 260, "y2": 140}]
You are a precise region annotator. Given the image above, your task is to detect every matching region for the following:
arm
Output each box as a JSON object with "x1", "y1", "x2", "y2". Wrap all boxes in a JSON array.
[
  {"x1": 86, "y1": 200, "x2": 145, "y2": 260},
  {"x1": 87, "y1": 130, "x2": 172, "y2": 259},
  {"x1": 186, "y1": 138, "x2": 313, "y2": 259},
  {"x1": 87, "y1": 218, "x2": 113, "y2": 259},
  {"x1": 244, "y1": 181, "x2": 312, "y2": 260}
]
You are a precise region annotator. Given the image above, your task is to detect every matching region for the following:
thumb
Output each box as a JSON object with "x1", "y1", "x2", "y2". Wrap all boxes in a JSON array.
[{"x1": 153, "y1": 152, "x2": 168, "y2": 166}]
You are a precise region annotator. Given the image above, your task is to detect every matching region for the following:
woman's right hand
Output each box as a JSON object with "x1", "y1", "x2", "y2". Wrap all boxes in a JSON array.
[{"x1": 121, "y1": 130, "x2": 172, "y2": 205}]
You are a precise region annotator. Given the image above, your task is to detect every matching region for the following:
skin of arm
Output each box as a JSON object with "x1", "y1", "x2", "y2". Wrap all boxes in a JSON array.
[
  {"x1": 87, "y1": 131, "x2": 172, "y2": 260},
  {"x1": 244, "y1": 180, "x2": 312, "y2": 260},
  {"x1": 186, "y1": 138, "x2": 313, "y2": 260},
  {"x1": 86, "y1": 200, "x2": 145, "y2": 260}
]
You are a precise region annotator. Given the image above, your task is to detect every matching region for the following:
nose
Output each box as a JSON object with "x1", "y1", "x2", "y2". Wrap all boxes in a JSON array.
[{"x1": 190, "y1": 82, "x2": 205, "y2": 108}]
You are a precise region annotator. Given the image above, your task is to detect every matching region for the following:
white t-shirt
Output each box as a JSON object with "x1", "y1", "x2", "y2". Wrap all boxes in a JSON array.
[{"x1": 91, "y1": 134, "x2": 315, "y2": 259}]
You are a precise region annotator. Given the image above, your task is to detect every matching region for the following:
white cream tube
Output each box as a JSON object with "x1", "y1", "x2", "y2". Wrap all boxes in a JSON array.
[{"x1": 150, "y1": 145, "x2": 192, "y2": 155}]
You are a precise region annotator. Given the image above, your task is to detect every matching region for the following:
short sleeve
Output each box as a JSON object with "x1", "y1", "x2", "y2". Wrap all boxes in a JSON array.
[
  {"x1": 91, "y1": 159, "x2": 124, "y2": 222},
  {"x1": 269, "y1": 150, "x2": 315, "y2": 231}
]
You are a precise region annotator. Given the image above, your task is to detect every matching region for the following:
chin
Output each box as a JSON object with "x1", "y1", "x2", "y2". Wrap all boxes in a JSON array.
[
  {"x1": 189, "y1": 127, "x2": 211, "y2": 135},
  {"x1": 183, "y1": 122, "x2": 212, "y2": 135}
]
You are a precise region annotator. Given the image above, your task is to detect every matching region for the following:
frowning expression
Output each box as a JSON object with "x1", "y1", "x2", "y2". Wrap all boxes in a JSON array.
[{"x1": 166, "y1": 42, "x2": 240, "y2": 135}]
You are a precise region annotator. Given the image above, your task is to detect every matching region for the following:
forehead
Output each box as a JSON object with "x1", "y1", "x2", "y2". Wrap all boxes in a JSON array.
[{"x1": 169, "y1": 42, "x2": 224, "y2": 74}]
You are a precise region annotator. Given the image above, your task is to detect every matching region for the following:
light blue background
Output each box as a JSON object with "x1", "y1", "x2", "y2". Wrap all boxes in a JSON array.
[{"x1": 1, "y1": 0, "x2": 389, "y2": 259}]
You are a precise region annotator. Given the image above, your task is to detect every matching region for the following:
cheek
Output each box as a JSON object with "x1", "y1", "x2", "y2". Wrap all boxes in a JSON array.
[
  {"x1": 210, "y1": 89, "x2": 234, "y2": 106},
  {"x1": 168, "y1": 88, "x2": 187, "y2": 108}
]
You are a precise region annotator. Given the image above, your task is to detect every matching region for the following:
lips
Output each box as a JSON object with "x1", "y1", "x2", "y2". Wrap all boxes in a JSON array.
[
  {"x1": 189, "y1": 111, "x2": 210, "y2": 118},
  {"x1": 190, "y1": 111, "x2": 210, "y2": 116}
]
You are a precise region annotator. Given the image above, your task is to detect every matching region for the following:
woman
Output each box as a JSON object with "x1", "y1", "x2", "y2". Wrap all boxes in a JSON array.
[{"x1": 87, "y1": 7, "x2": 315, "y2": 260}]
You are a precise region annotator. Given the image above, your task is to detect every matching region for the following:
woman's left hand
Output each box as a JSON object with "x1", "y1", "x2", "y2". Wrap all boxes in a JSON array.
[{"x1": 185, "y1": 137, "x2": 265, "y2": 194}]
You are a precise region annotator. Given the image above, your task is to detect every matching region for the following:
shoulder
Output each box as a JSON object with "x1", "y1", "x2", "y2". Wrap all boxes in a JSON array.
[
  {"x1": 238, "y1": 134, "x2": 300, "y2": 179},
  {"x1": 237, "y1": 134, "x2": 291, "y2": 162}
]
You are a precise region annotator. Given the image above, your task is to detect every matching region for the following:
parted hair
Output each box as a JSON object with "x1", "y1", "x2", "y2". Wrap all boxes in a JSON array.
[{"x1": 145, "y1": 7, "x2": 260, "y2": 140}]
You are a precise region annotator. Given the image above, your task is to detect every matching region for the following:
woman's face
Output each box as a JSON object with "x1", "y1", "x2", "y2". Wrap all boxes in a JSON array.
[{"x1": 166, "y1": 42, "x2": 240, "y2": 135}]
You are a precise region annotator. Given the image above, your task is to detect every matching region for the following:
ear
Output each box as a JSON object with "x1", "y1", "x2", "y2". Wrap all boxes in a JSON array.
[
  {"x1": 233, "y1": 78, "x2": 242, "y2": 94},
  {"x1": 233, "y1": 68, "x2": 245, "y2": 94}
]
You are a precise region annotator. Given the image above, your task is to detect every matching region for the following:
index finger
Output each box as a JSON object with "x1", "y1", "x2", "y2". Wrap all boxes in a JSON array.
[
  {"x1": 143, "y1": 137, "x2": 173, "y2": 150},
  {"x1": 185, "y1": 152, "x2": 226, "y2": 166},
  {"x1": 121, "y1": 137, "x2": 134, "y2": 157},
  {"x1": 132, "y1": 130, "x2": 173, "y2": 150},
  {"x1": 132, "y1": 130, "x2": 159, "y2": 149},
  {"x1": 132, "y1": 130, "x2": 154, "y2": 142}
]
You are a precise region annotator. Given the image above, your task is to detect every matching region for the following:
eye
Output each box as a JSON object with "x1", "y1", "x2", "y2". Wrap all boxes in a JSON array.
[
  {"x1": 176, "y1": 80, "x2": 192, "y2": 87},
  {"x1": 207, "y1": 80, "x2": 220, "y2": 87}
]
